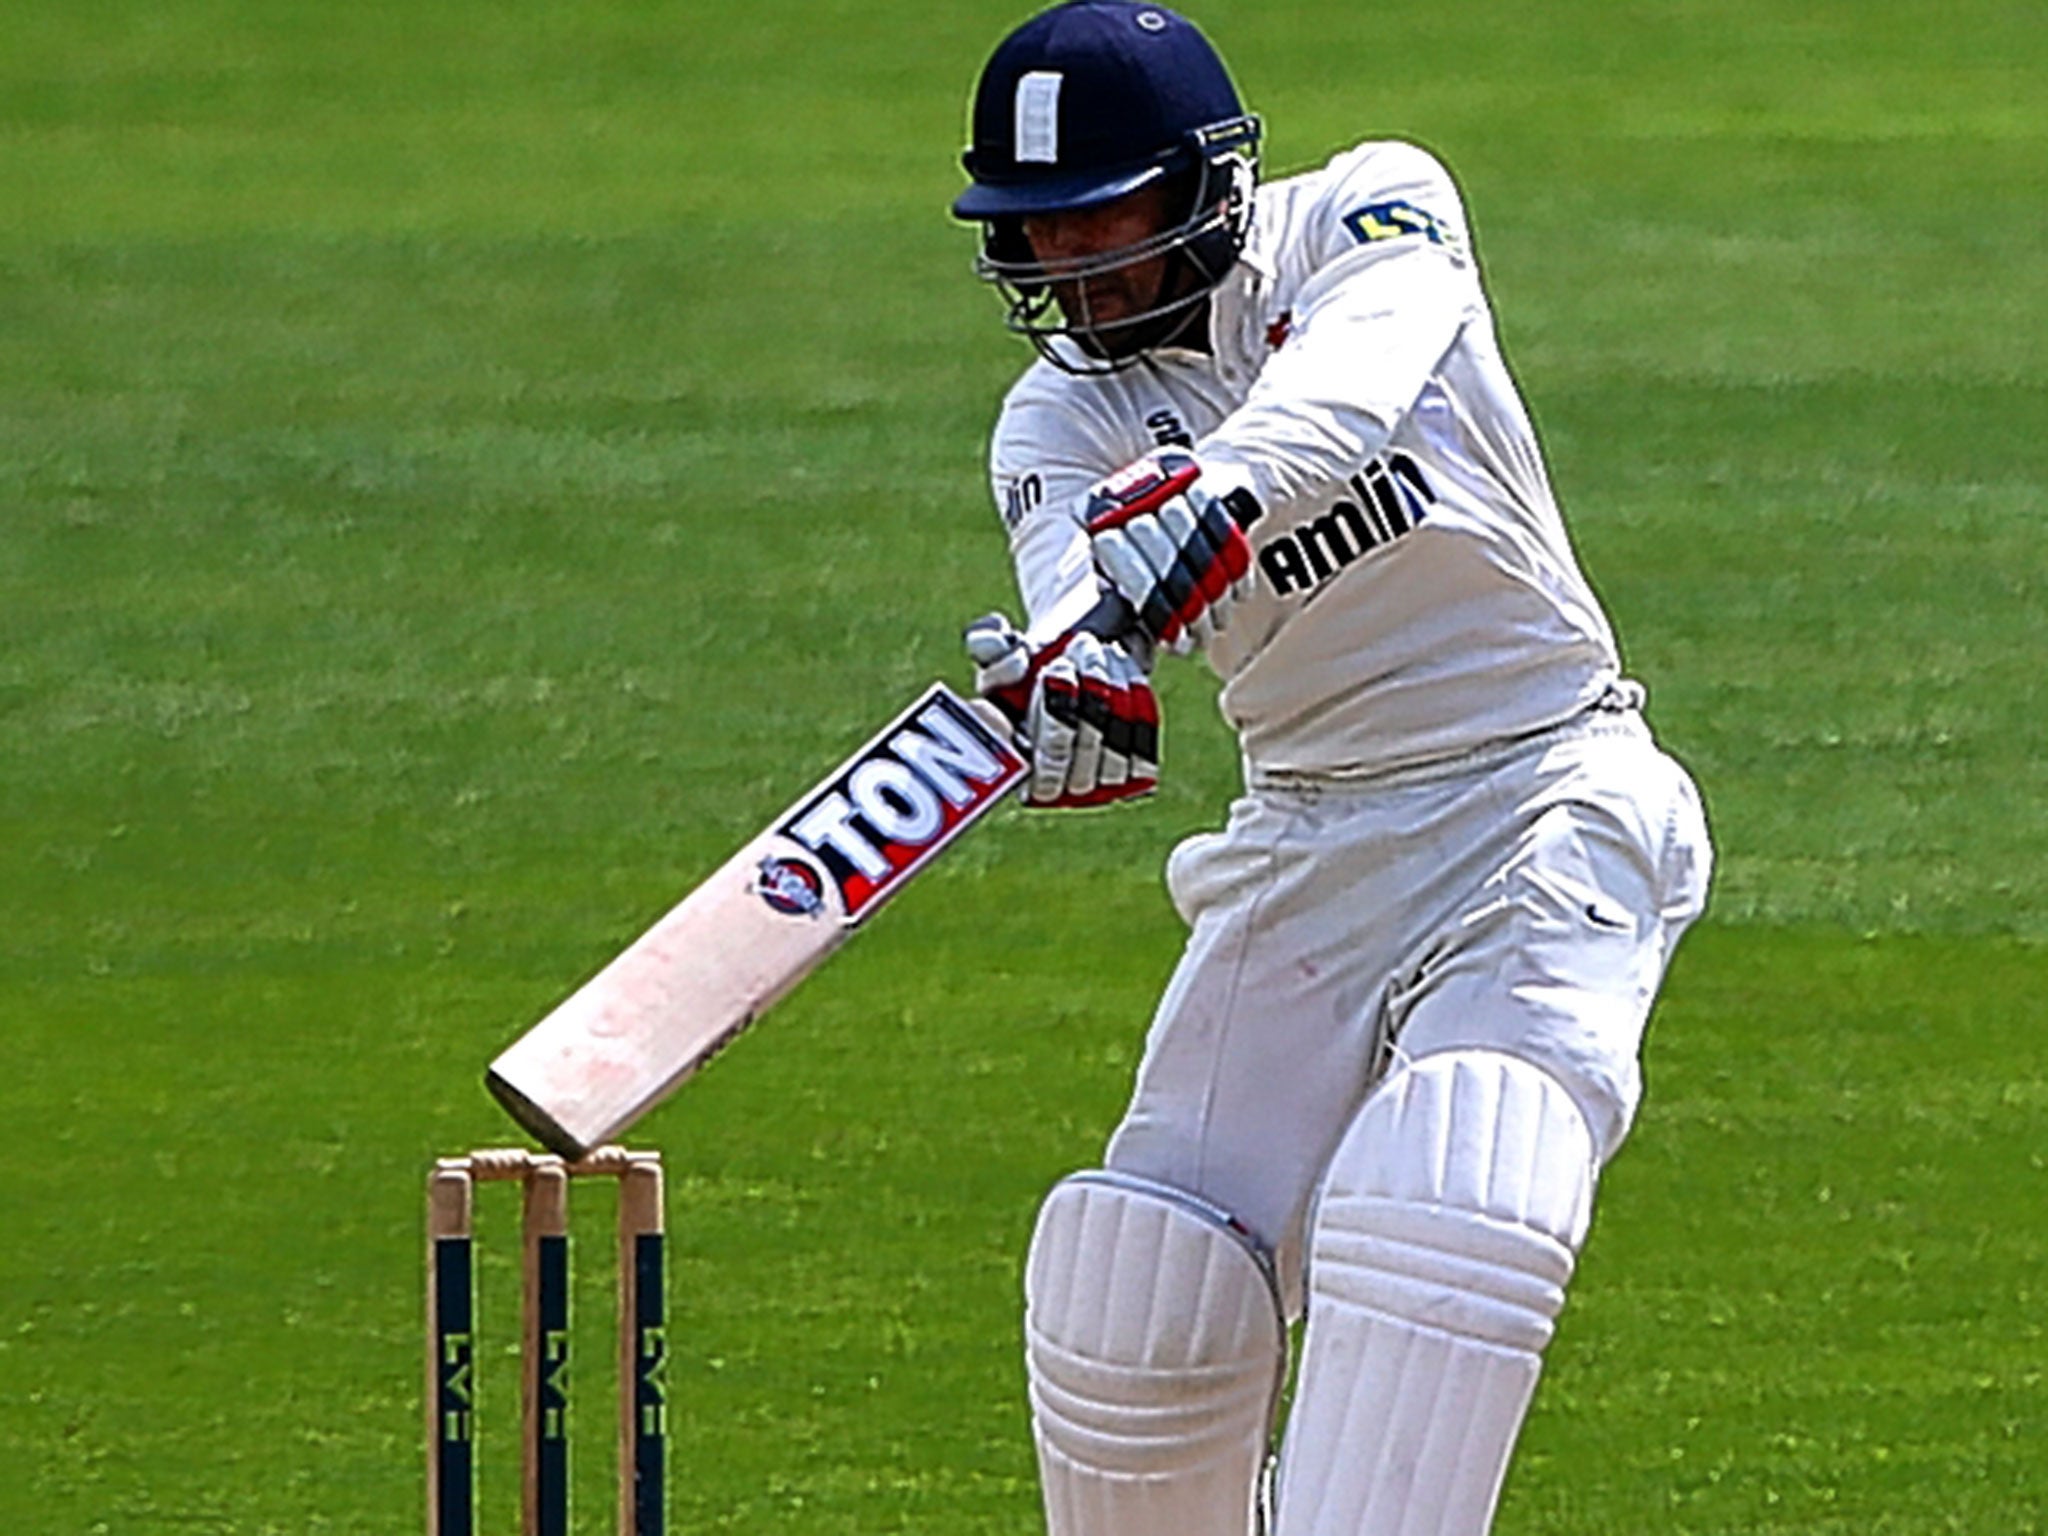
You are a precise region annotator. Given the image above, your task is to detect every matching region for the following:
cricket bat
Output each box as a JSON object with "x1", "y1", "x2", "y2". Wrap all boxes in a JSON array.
[
  {"x1": 485, "y1": 679, "x2": 1031, "y2": 1157},
  {"x1": 480, "y1": 496, "x2": 1254, "y2": 1157}
]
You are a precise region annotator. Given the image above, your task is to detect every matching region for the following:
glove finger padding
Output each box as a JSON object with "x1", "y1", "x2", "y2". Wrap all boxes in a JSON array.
[
  {"x1": 1065, "y1": 633, "x2": 1114, "y2": 799},
  {"x1": 1158, "y1": 498, "x2": 1226, "y2": 646},
  {"x1": 1084, "y1": 449, "x2": 1261, "y2": 656},
  {"x1": 1027, "y1": 653, "x2": 1084, "y2": 805},
  {"x1": 1033, "y1": 633, "x2": 1157, "y2": 808},
  {"x1": 963, "y1": 612, "x2": 1033, "y2": 706},
  {"x1": 1093, "y1": 527, "x2": 1191, "y2": 657},
  {"x1": 1097, "y1": 638, "x2": 1160, "y2": 796},
  {"x1": 962, "y1": 610, "x2": 1158, "y2": 809}
]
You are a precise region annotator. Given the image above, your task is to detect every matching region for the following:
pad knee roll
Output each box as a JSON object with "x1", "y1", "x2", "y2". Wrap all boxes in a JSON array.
[
  {"x1": 1275, "y1": 1050, "x2": 1597, "y2": 1536},
  {"x1": 1026, "y1": 1171, "x2": 1287, "y2": 1536}
]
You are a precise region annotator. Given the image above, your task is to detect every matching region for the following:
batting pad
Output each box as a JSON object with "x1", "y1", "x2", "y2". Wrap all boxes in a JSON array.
[
  {"x1": 1274, "y1": 1050, "x2": 1596, "y2": 1536},
  {"x1": 1026, "y1": 1170, "x2": 1288, "y2": 1536}
]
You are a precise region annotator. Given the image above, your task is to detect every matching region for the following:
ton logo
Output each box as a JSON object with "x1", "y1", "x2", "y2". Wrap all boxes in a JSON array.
[{"x1": 775, "y1": 690, "x2": 1026, "y2": 920}]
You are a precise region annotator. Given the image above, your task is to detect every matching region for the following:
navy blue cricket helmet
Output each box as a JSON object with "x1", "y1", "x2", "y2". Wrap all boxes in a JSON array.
[{"x1": 953, "y1": 2, "x2": 1261, "y2": 370}]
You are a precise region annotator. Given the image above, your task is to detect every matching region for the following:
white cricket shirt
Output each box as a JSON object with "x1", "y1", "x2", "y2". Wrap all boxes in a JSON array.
[{"x1": 986, "y1": 140, "x2": 1625, "y2": 783}]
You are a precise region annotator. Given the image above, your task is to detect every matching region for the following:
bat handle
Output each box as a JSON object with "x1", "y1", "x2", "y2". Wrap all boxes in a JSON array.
[
  {"x1": 1073, "y1": 589, "x2": 1139, "y2": 644},
  {"x1": 978, "y1": 593, "x2": 1133, "y2": 735},
  {"x1": 993, "y1": 483, "x2": 1257, "y2": 710}
]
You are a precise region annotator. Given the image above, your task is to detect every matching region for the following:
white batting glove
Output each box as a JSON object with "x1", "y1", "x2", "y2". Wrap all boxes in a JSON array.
[
  {"x1": 1085, "y1": 449, "x2": 1263, "y2": 657},
  {"x1": 962, "y1": 613, "x2": 1159, "y2": 809}
]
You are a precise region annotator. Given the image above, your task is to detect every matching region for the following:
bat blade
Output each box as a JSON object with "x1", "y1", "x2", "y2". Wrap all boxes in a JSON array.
[{"x1": 485, "y1": 683, "x2": 1027, "y2": 1156}]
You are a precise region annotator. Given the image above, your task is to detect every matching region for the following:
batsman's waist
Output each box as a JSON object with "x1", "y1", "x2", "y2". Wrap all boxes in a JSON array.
[{"x1": 1242, "y1": 679, "x2": 1649, "y2": 795}]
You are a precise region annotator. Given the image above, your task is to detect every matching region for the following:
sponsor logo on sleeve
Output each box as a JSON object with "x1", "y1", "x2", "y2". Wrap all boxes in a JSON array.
[
  {"x1": 771, "y1": 688, "x2": 1028, "y2": 923},
  {"x1": 1341, "y1": 199, "x2": 1453, "y2": 248}
]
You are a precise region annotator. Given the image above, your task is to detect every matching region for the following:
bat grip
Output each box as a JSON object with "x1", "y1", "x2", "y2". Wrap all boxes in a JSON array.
[
  {"x1": 989, "y1": 482, "x2": 1257, "y2": 715},
  {"x1": 980, "y1": 592, "x2": 1132, "y2": 728},
  {"x1": 1073, "y1": 589, "x2": 1139, "y2": 643}
]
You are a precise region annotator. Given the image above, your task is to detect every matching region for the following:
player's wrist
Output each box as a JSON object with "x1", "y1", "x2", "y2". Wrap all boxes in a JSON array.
[{"x1": 1185, "y1": 450, "x2": 1264, "y2": 521}]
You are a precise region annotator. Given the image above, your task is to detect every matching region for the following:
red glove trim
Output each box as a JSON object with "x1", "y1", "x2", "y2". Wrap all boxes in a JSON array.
[{"x1": 1083, "y1": 459, "x2": 1203, "y2": 534}]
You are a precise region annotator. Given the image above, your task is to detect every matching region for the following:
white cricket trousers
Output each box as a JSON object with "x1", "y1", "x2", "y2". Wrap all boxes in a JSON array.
[{"x1": 1105, "y1": 704, "x2": 1712, "y2": 1308}]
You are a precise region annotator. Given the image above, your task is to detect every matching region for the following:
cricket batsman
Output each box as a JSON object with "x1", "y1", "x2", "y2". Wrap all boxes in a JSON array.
[{"x1": 950, "y1": 4, "x2": 1714, "y2": 1532}]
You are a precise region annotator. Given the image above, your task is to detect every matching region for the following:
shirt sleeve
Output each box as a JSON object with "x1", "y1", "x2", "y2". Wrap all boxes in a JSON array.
[
  {"x1": 987, "y1": 378, "x2": 1125, "y2": 641},
  {"x1": 1200, "y1": 143, "x2": 1486, "y2": 515}
]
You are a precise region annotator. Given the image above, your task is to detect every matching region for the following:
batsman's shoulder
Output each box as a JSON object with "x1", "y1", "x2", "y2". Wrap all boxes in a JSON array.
[
  {"x1": 1318, "y1": 138, "x2": 1460, "y2": 193},
  {"x1": 1286, "y1": 137, "x2": 1472, "y2": 267},
  {"x1": 992, "y1": 359, "x2": 1134, "y2": 472},
  {"x1": 999, "y1": 352, "x2": 1128, "y2": 417},
  {"x1": 1320, "y1": 139, "x2": 1466, "y2": 215},
  {"x1": 987, "y1": 364, "x2": 1135, "y2": 544},
  {"x1": 997, "y1": 353, "x2": 1081, "y2": 418}
]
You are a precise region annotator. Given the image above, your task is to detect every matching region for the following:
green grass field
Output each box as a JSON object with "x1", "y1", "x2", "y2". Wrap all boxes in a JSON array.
[{"x1": 4, "y1": 1, "x2": 2043, "y2": 1530}]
